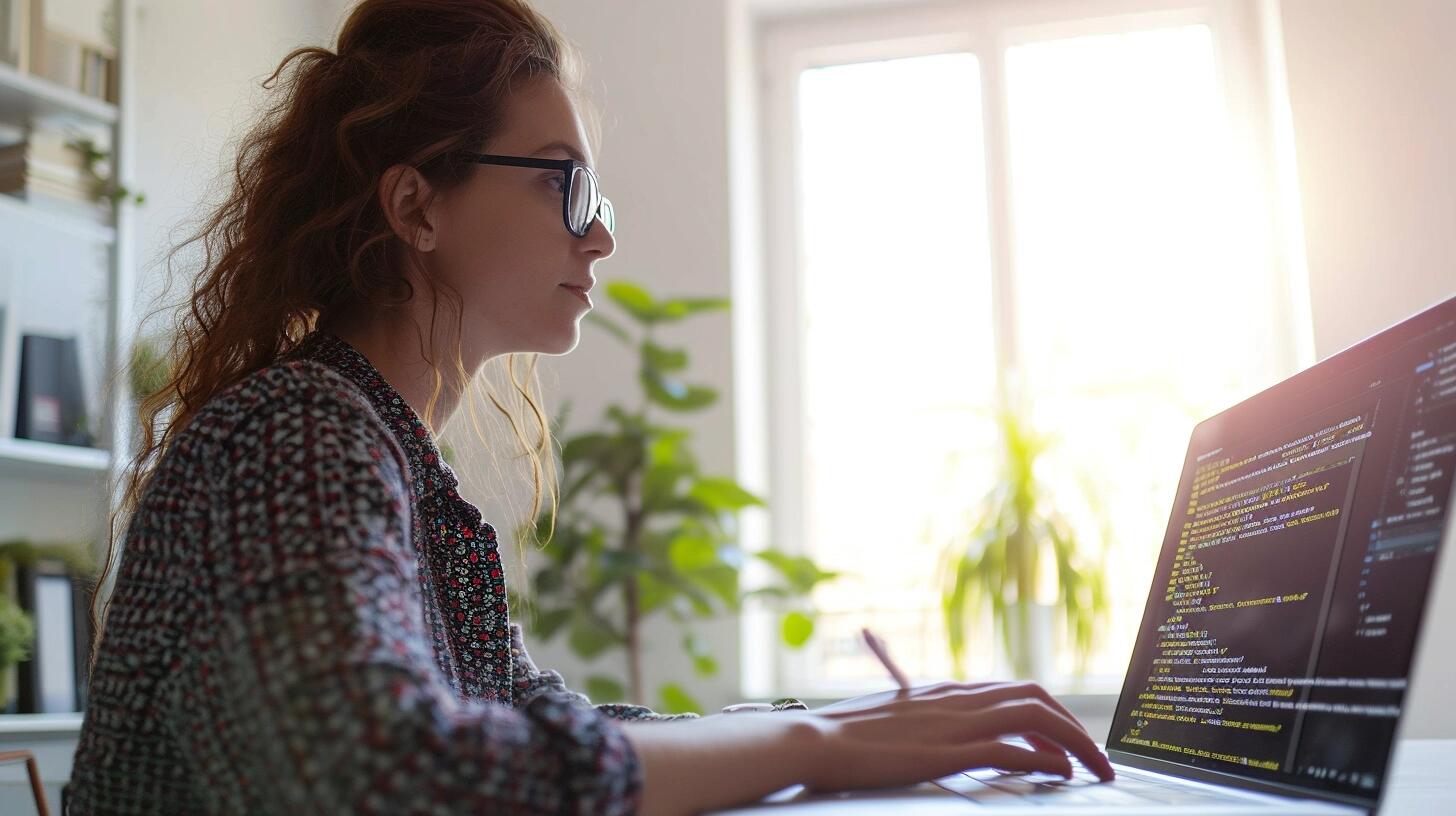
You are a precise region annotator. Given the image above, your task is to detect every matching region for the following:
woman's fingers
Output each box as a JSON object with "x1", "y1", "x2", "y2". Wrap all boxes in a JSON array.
[
  {"x1": 1024, "y1": 733, "x2": 1066, "y2": 757},
  {"x1": 929, "y1": 681, "x2": 1091, "y2": 737},
  {"x1": 965, "y1": 740, "x2": 1074, "y2": 779},
  {"x1": 969, "y1": 700, "x2": 1115, "y2": 781},
  {"x1": 811, "y1": 735, "x2": 1073, "y2": 792}
]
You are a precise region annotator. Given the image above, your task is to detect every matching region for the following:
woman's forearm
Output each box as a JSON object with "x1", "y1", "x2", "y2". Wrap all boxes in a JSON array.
[{"x1": 618, "y1": 712, "x2": 821, "y2": 816}]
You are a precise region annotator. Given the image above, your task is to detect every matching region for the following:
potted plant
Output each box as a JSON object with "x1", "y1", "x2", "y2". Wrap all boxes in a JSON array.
[
  {"x1": 125, "y1": 332, "x2": 174, "y2": 452},
  {"x1": 0, "y1": 539, "x2": 95, "y2": 712},
  {"x1": 0, "y1": 598, "x2": 35, "y2": 713},
  {"x1": 63, "y1": 132, "x2": 147, "y2": 209},
  {"x1": 513, "y1": 281, "x2": 838, "y2": 712},
  {"x1": 936, "y1": 400, "x2": 1110, "y2": 684}
]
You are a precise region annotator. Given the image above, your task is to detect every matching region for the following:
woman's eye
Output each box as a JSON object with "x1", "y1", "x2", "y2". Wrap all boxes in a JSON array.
[{"x1": 547, "y1": 175, "x2": 567, "y2": 192}]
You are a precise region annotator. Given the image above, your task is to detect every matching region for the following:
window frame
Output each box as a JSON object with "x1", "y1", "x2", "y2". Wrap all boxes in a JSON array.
[{"x1": 742, "y1": 0, "x2": 1315, "y2": 702}]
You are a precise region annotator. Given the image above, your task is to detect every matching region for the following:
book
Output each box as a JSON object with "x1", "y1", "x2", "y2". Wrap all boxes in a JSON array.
[
  {"x1": 15, "y1": 559, "x2": 93, "y2": 714},
  {"x1": 14, "y1": 332, "x2": 93, "y2": 446},
  {"x1": 0, "y1": 0, "x2": 17, "y2": 69}
]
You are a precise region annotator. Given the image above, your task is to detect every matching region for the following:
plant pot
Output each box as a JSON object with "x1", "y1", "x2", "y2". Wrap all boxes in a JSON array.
[{"x1": 998, "y1": 601, "x2": 1056, "y2": 684}]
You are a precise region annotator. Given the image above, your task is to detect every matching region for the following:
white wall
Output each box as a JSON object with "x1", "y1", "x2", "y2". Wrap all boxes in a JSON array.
[
  {"x1": 124, "y1": 0, "x2": 1456, "y2": 725},
  {"x1": 490, "y1": 0, "x2": 1456, "y2": 727},
  {"x1": 461, "y1": 0, "x2": 748, "y2": 714},
  {"x1": 1280, "y1": 0, "x2": 1456, "y2": 360},
  {"x1": 1278, "y1": 0, "x2": 1456, "y2": 739},
  {"x1": 131, "y1": 0, "x2": 341, "y2": 326}
]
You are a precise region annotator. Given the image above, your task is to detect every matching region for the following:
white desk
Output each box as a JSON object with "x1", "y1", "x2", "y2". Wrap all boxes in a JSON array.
[
  {"x1": 709, "y1": 739, "x2": 1454, "y2": 814},
  {"x1": 1380, "y1": 739, "x2": 1453, "y2": 813}
]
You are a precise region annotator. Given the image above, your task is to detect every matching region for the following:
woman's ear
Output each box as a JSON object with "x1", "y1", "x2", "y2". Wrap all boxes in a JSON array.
[{"x1": 379, "y1": 164, "x2": 439, "y2": 252}]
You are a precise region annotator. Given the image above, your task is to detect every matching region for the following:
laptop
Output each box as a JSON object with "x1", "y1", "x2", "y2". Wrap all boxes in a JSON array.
[{"x1": 716, "y1": 293, "x2": 1456, "y2": 814}]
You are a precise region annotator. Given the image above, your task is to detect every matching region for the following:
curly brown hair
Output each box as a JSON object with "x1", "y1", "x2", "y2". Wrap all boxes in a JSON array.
[{"x1": 96, "y1": 0, "x2": 593, "y2": 674}]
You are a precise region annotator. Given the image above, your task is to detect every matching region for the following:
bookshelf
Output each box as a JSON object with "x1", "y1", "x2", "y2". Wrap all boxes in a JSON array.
[
  {"x1": 0, "y1": 186, "x2": 116, "y2": 243},
  {"x1": 0, "y1": 60, "x2": 117, "y2": 125},
  {"x1": 0, "y1": 0, "x2": 134, "y2": 731}
]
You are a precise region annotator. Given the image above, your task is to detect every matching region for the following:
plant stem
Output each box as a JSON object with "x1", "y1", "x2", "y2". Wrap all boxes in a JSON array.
[
  {"x1": 624, "y1": 474, "x2": 645, "y2": 704},
  {"x1": 626, "y1": 327, "x2": 653, "y2": 705}
]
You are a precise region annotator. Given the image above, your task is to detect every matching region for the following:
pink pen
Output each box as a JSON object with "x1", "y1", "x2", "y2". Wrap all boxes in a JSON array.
[{"x1": 861, "y1": 627, "x2": 912, "y2": 691}]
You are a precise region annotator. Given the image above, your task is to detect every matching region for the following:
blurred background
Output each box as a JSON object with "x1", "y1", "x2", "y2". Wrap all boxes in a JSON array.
[{"x1": 0, "y1": 0, "x2": 1452, "y2": 808}]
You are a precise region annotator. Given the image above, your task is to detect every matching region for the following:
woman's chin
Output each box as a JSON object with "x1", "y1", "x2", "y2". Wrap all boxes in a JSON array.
[{"x1": 537, "y1": 326, "x2": 582, "y2": 356}]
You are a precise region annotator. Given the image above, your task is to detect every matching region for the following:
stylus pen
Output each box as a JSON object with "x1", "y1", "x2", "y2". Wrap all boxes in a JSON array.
[{"x1": 861, "y1": 627, "x2": 911, "y2": 692}]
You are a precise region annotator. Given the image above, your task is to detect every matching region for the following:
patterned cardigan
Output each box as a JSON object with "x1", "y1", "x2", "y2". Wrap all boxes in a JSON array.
[{"x1": 64, "y1": 330, "x2": 696, "y2": 815}]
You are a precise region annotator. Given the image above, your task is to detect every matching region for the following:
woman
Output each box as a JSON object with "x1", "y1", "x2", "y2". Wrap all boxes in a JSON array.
[{"x1": 65, "y1": 0, "x2": 1114, "y2": 813}]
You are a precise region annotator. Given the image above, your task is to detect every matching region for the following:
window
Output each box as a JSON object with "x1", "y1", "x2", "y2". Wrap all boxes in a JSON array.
[{"x1": 747, "y1": 0, "x2": 1312, "y2": 698}]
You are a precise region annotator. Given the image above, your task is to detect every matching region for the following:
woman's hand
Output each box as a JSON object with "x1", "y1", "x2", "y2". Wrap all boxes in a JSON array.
[
  {"x1": 800, "y1": 680, "x2": 1115, "y2": 794},
  {"x1": 622, "y1": 680, "x2": 1113, "y2": 816}
]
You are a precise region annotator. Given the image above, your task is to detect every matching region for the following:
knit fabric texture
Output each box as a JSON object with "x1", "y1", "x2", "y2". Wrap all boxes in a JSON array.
[{"x1": 64, "y1": 330, "x2": 696, "y2": 814}]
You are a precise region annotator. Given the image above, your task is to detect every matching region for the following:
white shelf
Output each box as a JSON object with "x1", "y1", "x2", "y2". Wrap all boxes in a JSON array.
[
  {"x1": 0, "y1": 712, "x2": 83, "y2": 734},
  {"x1": 0, "y1": 61, "x2": 117, "y2": 128},
  {"x1": 0, "y1": 192, "x2": 115, "y2": 244},
  {"x1": 0, "y1": 437, "x2": 110, "y2": 480}
]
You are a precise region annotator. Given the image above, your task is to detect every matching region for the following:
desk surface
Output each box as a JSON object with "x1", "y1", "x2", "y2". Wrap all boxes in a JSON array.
[
  {"x1": 709, "y1": 739, "x2": 1453, "y2": 814},
  {"x1": 1380, "y1": 738, "x2": 1452, "y2": 813}
]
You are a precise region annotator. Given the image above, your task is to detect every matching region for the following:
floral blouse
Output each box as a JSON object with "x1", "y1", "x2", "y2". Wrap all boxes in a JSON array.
[{"x1": 64, "y1": 330, "x2": 696, "y2": 815}]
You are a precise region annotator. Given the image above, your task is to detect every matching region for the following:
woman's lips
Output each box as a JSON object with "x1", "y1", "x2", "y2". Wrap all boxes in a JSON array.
[{"x1": 561, "y1": 284, "x2": 592, "y2": 307}]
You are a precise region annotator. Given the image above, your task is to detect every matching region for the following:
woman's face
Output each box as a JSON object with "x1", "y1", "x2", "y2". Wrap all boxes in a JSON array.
[{"x1": 411, "y1": 77, "x2": 616, "y2": 359}]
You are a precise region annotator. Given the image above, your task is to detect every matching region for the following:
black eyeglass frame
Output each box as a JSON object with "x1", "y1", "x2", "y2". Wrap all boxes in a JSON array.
[{"x1": 461, "y1": 152, "x2": 614, "y2": 238}]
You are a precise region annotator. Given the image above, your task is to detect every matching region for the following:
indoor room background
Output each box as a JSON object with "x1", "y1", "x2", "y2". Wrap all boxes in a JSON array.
[{"x1": 0, "y1": 0, "x2": 1451, "y2": 810}]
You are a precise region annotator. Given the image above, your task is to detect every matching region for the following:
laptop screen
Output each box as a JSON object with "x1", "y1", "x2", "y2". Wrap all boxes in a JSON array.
[{"x1": 1109, "y1": 294, "x2": 1456, "y2": 805}]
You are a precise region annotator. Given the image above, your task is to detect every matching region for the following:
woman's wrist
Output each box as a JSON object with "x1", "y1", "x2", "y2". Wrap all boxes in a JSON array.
[{"x1": 620, "y1": 711, "x2": 823, "y2": 815}]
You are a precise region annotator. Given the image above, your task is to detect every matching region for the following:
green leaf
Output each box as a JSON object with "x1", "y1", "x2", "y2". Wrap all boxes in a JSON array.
[
  {"x1": 638, "y1": 529, "x2": 679, "y2": 560},
  {"x1": 741, "y1": 586, "x2": 794, "y2": 600},
  {"x1": 668, "y1": 534, "x2": 717, "y2": 571},
  {"x1": 586, "y1": 675, "x2": 626, "y2": 702},
  {"x1": 642, "y1": 462, "x2": 693, "y2": 511},
  {"x1": 533, "y1": 607, "x2": 572, "y2": 640},
  {"x1": 605, "y1": 404, "x2": 648, "y2": 434},
  {"x1": 640, "y1": 369, "x2": 717, "y2": 411},
  {"x1": 755, "y1": 550, "x2": 839, "y2": 593},
  {"x1": 599, "y1": 549, "x2": 649, "y2": 582},
  {"x1": 781, "y1": 611, "x2": 815, "y2": 648},
  {"x1": 584, "y1": 312, "x2": 633, "y2": 344},
  {"x1": 658, "y1": 682, "x2": 703, "y2": 715},
  {"x1": 647, "y1": 429, "x2": 693, "y2": 467},
  {"x1": 568, "y1": 614, "x2": 620, "y2": 660},
  {"x1": 693, "y1": 654, "x2": 719, "y2": 677},
  {"x1": 523, "y1": 514, "x2": 574, "y2": 561},
  {"x1": 535, "y1": 566, "x2": 566, "y2": 595},
  {"x1": 681, "y1": 632, "x2": 710, "y2": 657},
  {"x1": 681, "y1": 631, "x2": 720, "y2": 677},
  {"x1": 686, "y1": 563, "x2": 739, "y2": 610},
  {"x1": 643, "y1": 341, "x2": 689, "y2": 371},
  {"x1": 560, "y1": 467, "x2": 602, "y2": 506},
  {"x1": 583, "y1": 527, "x2": 608, "y2": 556},
  {"x1": 636, "y1": 571, "x2": 673, "y2": 616},
  {"x1": 689, "y1": 477, "x2": 764, "y2": 512},
  {"x1": 561, "y1": 432, "x2": 616, "y2": 467},
  {"x1": 656, "y1": 297, "x2": 731, "y2": 321},
  {"x1": 606, "y1": 281, "x2": 659, "y2": 323},
  {"x1": 653, "y1": 495, "x2": 717, "y2": 520},
  {"x1": 662, "y1": 573, "x2": 715, "y2": 616}
]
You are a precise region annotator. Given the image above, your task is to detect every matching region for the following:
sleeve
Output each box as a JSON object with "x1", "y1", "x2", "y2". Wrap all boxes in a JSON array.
[
  {"x1": 508, "y1": 622, "x2": 702, "y2": 722},
  {"x1": 179, "y1": 374, "x2": 644, "y2": 815}
]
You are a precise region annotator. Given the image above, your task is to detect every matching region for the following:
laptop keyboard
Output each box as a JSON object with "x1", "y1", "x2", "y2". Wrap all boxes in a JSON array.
[{"x1": 933, "y1": 757, "x2": 1263, "y2": 807}]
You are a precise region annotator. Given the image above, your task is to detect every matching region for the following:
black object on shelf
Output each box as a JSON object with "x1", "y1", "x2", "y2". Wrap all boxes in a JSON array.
[
  {"x1": 15, "y1": 332, "x2": 94, "y2": 447},
  {"x1": 15, "y1": 558, "x2": 93, "y2": 714}
]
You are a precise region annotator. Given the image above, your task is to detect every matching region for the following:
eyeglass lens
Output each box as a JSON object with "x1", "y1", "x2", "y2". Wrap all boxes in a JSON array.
[{"x1": 568, "y1": 165, "x2": 614, "y2": 236}]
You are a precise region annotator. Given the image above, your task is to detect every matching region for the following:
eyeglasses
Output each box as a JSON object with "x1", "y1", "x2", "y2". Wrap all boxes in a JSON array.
[{"x1": 461, "y1": 152, "x2": 615, "y2": 238}]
